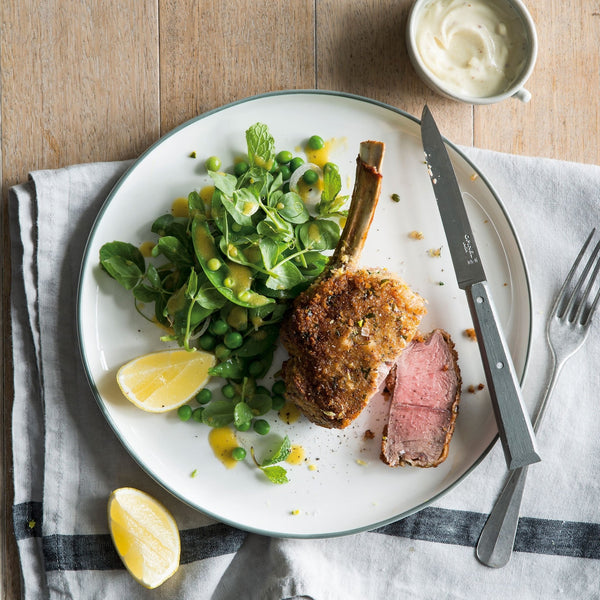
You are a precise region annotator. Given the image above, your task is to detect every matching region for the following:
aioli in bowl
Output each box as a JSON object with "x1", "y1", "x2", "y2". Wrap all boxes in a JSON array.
[{"x1": 407, "y1": 0, "x2": 537, "y2": 103}]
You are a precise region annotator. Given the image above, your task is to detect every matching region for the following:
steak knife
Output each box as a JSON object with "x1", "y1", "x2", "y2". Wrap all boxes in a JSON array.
[{"x1": 420, "y1": 105, "x2": 540, "y2": 470}]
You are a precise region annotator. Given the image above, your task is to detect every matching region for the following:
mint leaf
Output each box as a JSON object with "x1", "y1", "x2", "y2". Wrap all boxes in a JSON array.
[
  {"x1": 260, "y1": 465, "x2": 289, "y2": 485},
  {"x1": 317, "y1": 163, "x2": 349, "y2": 217},
  {"x1": 260, "y1": 435, "x2": 291, "y2": 466},
  {"x1": 246, "y1": 123, "x2": 275, "y2": 169}
]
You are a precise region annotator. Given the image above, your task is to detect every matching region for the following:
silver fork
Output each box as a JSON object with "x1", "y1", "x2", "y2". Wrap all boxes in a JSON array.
[{"x1": 476, "y1": 228, "x2": 600, "y2": 568}]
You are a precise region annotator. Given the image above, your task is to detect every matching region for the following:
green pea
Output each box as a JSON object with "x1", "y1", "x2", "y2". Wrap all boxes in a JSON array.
[
  {"x1": 207, "y1": 258, "x2": 221, "y2": 271},
  {"x1": 248, "y1": 360, "x2": 264, "y2": 377},
  {"x1": 308, "y1": 135, "x2": 325, "y2": 150},
  {"x1": 234, "y1": 160, "x2": 249, "y2": 177},
  {"x1": 272, "y1": 380, "x2": 286, "y2": 396},
  {"x1": 237, "y1": 290, "x2": 253, "y2": 303},
  {"x1": 253, "y1": 419, "x2": 270, "y2": 435},
  {"x1": 232, "y1": 446, "x2": 247, "y2": 461},
  {"x1": 235, "y1": 421, "x2": 251, "y2": 432},
  {"x1": 215, "y1": 343, "x2": 231, "y2": 360},
  {"x1": 289, "y1": 157, "x2": 305, "y2": 172},
  {"x1": 271, "y1": 394, "x2": 286, "y2": 411},
  {"x1": 198, "y1": 334, "x2": 217, "y2": 351},
  {"x1": 255, "y1": 385, "x2": 270, "y2": 395},
  {"x1": 205, "y1": 156, "x2": 221, "y2": 171},
  {"x1": 302, "y1": 169, "x2": 319, "y2": 185},
  {"x1": 231, "y1": 222, "x2": 242, "y2": 232},
  {"x1": 278, "y1": 165, "x2": 291, "y2": 180},
  {"x1": 222, "y1": 383, "x2": 236, "y2": 399},
  {"x1": 196, "y1": 388, "x2": 212, "y2": 404},
  {"x1": 177, "y1": 405, "x2": 192, "y2": 422},
  {"x1": 210, "y1": 319, "x2": 229, "y2": 336},
  {"x1": 224, "y1": 277, "x2": 234, "y2": 288},
  {"x1": 276, "y1": 150, "x2": 293, "y2": 164},
  {"x1": 192, "y1": 407, "x2": 204, "y2": 422},
  {"x1": 224, "y1": 331, "x2": 243, "y2": 349},
  {"x1": 323, "y1": 161, "x2": 338, "y2": 174}
]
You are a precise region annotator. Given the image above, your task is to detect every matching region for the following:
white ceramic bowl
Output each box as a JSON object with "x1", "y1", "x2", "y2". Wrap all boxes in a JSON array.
[{"x1": 406, "y1": 0, "x2": 538, "y2": 104}]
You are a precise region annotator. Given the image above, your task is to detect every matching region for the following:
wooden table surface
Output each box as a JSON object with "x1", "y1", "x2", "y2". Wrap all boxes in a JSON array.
[{"x1": 1, "y1": 1, "x2": 599, "y2": 597}]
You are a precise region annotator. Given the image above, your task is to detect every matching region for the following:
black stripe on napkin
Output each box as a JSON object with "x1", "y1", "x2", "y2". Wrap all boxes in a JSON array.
[
  {"x1": 41, "y1": 523, "x2": 247, "y2": 571},
  {"x1": 13, "y1": 501, "x2": 43, "y2": 540},
  {"x1": 13, "y1": 501, "x2": 600, "y2": 570},
  {"x1": 375, "y1": 506, "x2": 600, "y2": 559}
]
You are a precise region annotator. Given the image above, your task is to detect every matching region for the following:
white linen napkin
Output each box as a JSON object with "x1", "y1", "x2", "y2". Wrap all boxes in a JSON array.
[{"x1": 10, "y1": 149, "x2": 600, "y2": 600}]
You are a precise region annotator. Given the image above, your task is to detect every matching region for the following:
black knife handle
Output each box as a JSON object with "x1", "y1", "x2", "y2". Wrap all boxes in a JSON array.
[{"x1": 465, "y1": 281, "x2": 541, "y2": 470}]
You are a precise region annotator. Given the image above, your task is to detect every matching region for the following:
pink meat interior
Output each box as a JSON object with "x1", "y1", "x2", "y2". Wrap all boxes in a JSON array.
[{"x1": 384, "y1": 330, "x2": 459, "y2": 467}]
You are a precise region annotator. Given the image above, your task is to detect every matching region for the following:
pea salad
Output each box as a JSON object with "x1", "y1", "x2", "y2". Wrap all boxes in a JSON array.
[{"x1": 99, "y1": 123, "x2": 350, "y2": 483}]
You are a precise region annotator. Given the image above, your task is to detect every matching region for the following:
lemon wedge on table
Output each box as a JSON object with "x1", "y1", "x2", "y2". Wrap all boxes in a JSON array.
[
  {"x1": 108, "y1": 487, "x2": 181, "y2": 589},
  {"x1": 116, "y1": 348, "x2": 215, "y2": 412}
]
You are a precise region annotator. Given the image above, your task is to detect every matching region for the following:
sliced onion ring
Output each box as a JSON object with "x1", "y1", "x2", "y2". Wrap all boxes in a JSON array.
[{"x1": 289, "y1": 163, "x2": 323, "y2": 212}]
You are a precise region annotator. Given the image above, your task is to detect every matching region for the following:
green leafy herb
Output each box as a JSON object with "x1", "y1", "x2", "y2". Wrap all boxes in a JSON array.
[
  {"x1": 201, "y1": 400, "x2": 235, "y2": 427},
  {"x1": 260, "y1": 435, "x2": 291, "y2": 466},
  {"x1": 99, "y1": 242, "x2": 145, "y2": 290},
  {"x1": 317, "y1": 163, "x2": 349, "y2": 217},
  {"x1": 251, "y1": 436, "x2": 292, "y2": 484},
  {"x1": 259, "y1": 465, "x2": 289, "y2": 484},
  {"x1": 246, "y1": 123, "x2": 275, "y2": 170}
]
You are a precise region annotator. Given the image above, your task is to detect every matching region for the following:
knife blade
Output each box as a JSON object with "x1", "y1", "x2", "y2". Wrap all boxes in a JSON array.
[{"x1": 420, "y1": 105, "x2": 540, "y2": 470}]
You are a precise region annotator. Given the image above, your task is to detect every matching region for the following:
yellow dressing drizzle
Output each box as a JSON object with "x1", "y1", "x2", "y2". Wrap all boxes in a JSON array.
[
  {"x1": 171, "y1": 197, "x2": 189, "y2": 218},
  {"x1": 208, "y1": 427, "x2": 239, "y2": 469},
  {"x1": 227, "y1": 306, "x2": 248, "y2": 330},
  {"x1": 304, "y1": 139, "x2": 332, "y2": 168},
  {"x1": 279, "y1": 401, "x2": 302, "y2": 425},
  {"x1": 286, "y1": 445, "x2": 305, "y2": 465},
  {"x1": 199, "y1": 185, "x2": 215, "y2": 217},
  {"x1": 139, "y1": 241, "x2": 155, "y2": 257},
  {"x1": 193, "y1": 223, "x2": 218, "y2": 260},
  {"x1": 199, "y1": 185, "x2": 215, "y2": 202},
  {"x1": 297, "y1": 177, "x2": 324, "y2": 203}
]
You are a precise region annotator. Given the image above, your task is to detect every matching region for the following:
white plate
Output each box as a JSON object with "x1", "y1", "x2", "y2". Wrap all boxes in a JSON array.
[{"x1": 78, "y1": 91, "x2": 532, "y2": 538}]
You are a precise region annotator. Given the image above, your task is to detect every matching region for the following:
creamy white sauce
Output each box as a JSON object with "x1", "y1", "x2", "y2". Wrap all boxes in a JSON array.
[{"x1": 415, "y1": 0, "x2": 529, "y2": 98}]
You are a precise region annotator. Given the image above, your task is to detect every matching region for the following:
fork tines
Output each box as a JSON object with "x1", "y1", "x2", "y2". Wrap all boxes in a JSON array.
[{"x1": 557, "y1": 229, "x2": 600, "y2": 326}]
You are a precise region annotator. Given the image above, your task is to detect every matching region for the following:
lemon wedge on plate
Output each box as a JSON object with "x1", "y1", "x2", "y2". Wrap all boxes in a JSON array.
[
  {"x1": 108, "y1": 487, "x2": 181, "y2": 589},
  {"x1": 116, "y1": 348, "x2": 215, "y2": 412}
]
